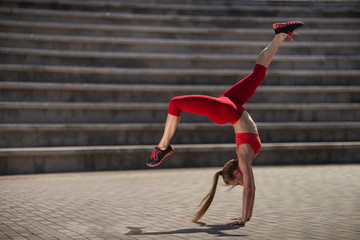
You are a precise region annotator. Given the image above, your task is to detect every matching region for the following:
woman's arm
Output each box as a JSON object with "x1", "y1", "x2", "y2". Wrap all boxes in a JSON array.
[
  {"x1": 225, "y1": 151, "x2": 255, "y2": 226},
  {"x1": 238, "y1": 157, "x2": 255, "y2": 223},
  {"x1": 247, "y1": 166, "x2": 256, "y2": 220}
]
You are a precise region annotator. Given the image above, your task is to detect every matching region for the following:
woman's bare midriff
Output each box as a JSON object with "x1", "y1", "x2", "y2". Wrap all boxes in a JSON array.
[{"x1": 233, "y1": 111, "x2": 258, "y2": 134}]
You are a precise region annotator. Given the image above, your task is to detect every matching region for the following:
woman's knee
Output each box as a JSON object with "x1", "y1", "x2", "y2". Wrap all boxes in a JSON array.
[{"x1": 168, "y1": 97, "x2": 181, "y2": 116}]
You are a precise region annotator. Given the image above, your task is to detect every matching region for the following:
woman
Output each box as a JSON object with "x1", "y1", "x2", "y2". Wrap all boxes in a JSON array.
[{"x1": 146, "y1": 21, "x2": 304, "y2": 226}]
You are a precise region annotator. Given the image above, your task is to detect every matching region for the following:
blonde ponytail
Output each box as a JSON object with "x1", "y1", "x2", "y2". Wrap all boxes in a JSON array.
[
  {"x1": 189, "y1": 159, "x2": 239, "y2": 223},
  {"x1": 190, "y1": 171, "x2": 221, "y2": 222}
]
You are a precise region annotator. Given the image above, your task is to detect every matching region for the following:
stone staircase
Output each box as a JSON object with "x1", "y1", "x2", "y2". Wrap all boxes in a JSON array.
[{"x1": 0, "y1": 0, "x2": 359, "y2": 174}]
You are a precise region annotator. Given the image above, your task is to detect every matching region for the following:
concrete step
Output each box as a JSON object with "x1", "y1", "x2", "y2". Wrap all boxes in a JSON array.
[
  {"x1": 3, "y1": 0, "x2": 360, "y2": 9},
  {"x1": 2, "y1": 33, "x2": 358, "y2": 56},
  {"x1": 1, "y1": 102, "x2": 359, "y2": 123},
  {"x1": 1, "y1": 122, "x2": 359, "y2": 148},
  {"x1": 72, "y1": 0, "x2": 360, "y2": 8},
  {"x1": 1, "y1": 0, "x2": 359, "y2": 17},
  {"x1": 1, "y1": 7, "x2": 359, "y2": 29},
  {"x1": 2, "y1": 20, "x2": 359, "y2": 42},
  {"x1": 0, "y1": 0, "x2": 360, "y2": 18},
  {"x1": 1, "y1": 47, "x2": 358, "y2": 70},
  {"x1": 1, "y1": 82, "x2": 359, "y2": 103},
  {"x1": 111, "y1": 0, "x2": 360, "y2": 8},
  {"x1": 1, "y1": 142, "x2": 359, "y2": 174},
  {"x1": 1, "y1": 64, "x2": 359, "y2": 86}
]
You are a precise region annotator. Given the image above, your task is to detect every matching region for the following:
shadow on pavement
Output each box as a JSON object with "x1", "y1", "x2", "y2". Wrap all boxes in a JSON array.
[{"x1": 125, "y1": 222, "x2": 247, "y2": 237}]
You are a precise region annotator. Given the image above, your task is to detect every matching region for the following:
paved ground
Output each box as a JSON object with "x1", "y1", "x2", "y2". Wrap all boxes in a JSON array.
[{"x1": 0, "y1": 165, "x2": 359, "y2": 240}]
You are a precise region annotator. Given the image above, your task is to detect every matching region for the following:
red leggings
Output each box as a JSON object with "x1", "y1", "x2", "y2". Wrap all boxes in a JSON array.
[{"x1": 168, "y1": 64, "x2": 267, "y2": 124}]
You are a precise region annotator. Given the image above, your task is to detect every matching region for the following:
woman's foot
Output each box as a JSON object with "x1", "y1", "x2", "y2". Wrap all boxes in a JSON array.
[
  {"x1": 146, "y1": 145, "x2": 174, "y2": 167},
  {"x1": 273, "y1": 21, "x2": 304, "y2": 44}
]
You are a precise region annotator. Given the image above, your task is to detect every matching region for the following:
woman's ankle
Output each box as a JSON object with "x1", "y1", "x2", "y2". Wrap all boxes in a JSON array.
[
  {"x1": 275, "y1": 32, "x2": 287, "y2": 39},
  {"x1": 158, "y1": 144, "x2": 169, "y2": 151}
]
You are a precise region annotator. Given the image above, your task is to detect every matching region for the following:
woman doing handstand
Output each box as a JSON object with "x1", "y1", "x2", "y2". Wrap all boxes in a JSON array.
[{"x1": 146, "y1": 22, "x2": 304, "y2": 226}]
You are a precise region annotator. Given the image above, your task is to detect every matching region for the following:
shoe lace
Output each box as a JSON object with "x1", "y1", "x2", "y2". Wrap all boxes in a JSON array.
[
  {"x1": 287, "y1": 30, "x2": 299, "y2": 45},
  {"x1": 151, "y1": 148, "x2": 162, "y2": 160}
]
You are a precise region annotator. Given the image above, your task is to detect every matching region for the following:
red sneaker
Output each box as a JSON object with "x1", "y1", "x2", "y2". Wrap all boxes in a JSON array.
[
  {"x1": 146, "y1": 145, "x2": 174, "y2": 167},
  {"x1": 273, "y1": 21, "x2": 304, "y2": 44}
]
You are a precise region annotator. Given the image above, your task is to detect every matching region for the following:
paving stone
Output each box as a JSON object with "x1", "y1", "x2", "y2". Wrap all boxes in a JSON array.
[{"x1": 0, "y1": 165, "x2": 359, "y2": 239}]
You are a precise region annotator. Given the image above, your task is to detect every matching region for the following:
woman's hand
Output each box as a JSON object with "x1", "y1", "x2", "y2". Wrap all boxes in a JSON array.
[
  {"x1": 224, "y1": 217, "x2": 248, "y2": 226},
  {"x1": 230, "y1": 216, "x2": 251, "y2": 222}
]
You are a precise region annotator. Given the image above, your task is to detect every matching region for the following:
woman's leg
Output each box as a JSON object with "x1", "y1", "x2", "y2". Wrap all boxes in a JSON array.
[
  {"x1": 148, "y1": 95, "x2": 230, "y2": 167},
  {"x1": 256, "y1": 33, "x2": 287, "y2": 68},
  {"x1": 158, "y1": 94, "x2": 233, "y2": 149},
  {"x1": 158, "y1": 114, "x2": 180, "y2": 150},
  {"x1": 221, "y1": 33, "x2": 287, "y2": 106},
  {"x1": 147, "y1": 113, "x2": 178, "y2": 167}
]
